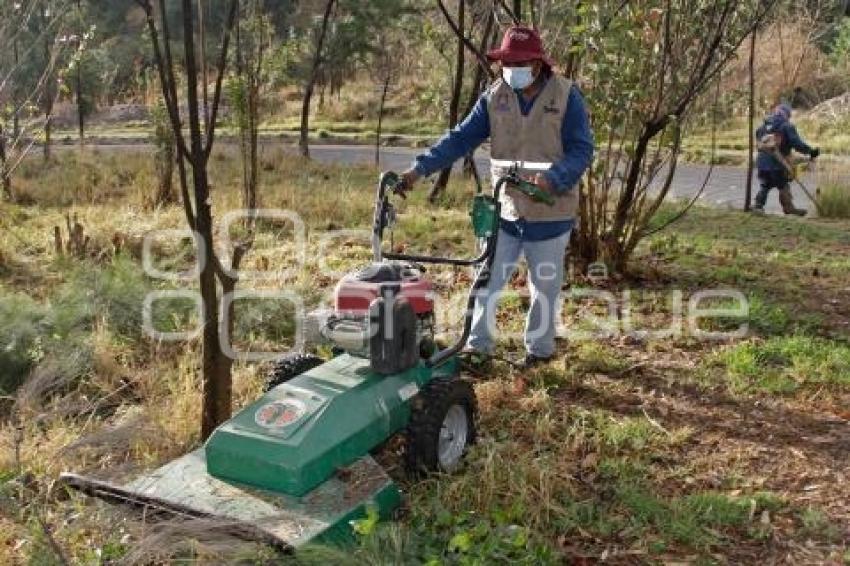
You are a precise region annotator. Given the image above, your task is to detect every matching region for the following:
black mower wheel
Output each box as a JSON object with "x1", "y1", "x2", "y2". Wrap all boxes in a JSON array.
[
  {"x1": 405, "y1": 376, "x2": 477, "y2": 475},
  {"x1": 264, "y1": 353, "x2": 324, "y2": 392}
]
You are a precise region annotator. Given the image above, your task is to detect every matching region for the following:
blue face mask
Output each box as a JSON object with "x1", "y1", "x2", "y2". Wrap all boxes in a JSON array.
[{"x1": 503, "y1": 66, "x2": 535, "y2": 90}]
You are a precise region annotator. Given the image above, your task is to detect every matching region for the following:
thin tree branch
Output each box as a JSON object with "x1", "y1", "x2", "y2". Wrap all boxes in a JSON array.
[
  {"x1": 204, "y1": 0, "x2": 239, "y2": 161},
  {"x1": 436, "y1": 0, "x2": 495, "y2": 79},
  {"x1": 496, "y1": 0, "x2": 521, "y2": 24}
]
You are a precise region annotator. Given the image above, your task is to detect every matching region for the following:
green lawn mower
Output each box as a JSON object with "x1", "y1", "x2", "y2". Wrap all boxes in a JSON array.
[{"x1": 59, "y1": 170, "x2": 525, "y2": 551}]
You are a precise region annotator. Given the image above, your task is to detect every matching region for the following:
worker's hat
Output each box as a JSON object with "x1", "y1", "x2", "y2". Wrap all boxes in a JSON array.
[{"x1": 487, "y1": 26, "x2": 554, "y2": 67}]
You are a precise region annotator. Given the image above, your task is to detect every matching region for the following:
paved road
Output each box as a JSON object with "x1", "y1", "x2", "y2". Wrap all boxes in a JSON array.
[
  {"x1": 62, "y1": 141, "x2": 829, "y2": 215},
  {"x1": 299, "y1": 144, "x2": 828, "y2": 215}
]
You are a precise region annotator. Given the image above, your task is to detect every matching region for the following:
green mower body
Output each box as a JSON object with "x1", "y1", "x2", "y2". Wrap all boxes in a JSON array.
[
  {"x1": 206, "y1": 353, "x2": 458, "y2": 496},
  {"x1": 62, "y1": 354, "x2": 460, "y2": 549}
]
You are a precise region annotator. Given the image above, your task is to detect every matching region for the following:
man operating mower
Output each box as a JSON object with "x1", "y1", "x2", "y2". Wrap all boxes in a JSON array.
[{"x1": 395, "y1": 26, "x2": 594, "y2": 369}]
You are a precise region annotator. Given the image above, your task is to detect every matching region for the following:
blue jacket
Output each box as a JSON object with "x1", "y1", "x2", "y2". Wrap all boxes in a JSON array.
[
  {"x1": 755, "y1": 112, "x2": 814, "y2": 173},
  {"x1": 411, "y1": 77, "x2": 594, "y2": 240}
]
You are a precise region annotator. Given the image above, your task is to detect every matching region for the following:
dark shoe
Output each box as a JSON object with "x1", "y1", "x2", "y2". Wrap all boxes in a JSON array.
[
  {"x1": 520, "y1": 353, "x2": 554, "y2": 369},
  {"x1": 778, "y1": 186, "x2": 806, "y2": 216}
]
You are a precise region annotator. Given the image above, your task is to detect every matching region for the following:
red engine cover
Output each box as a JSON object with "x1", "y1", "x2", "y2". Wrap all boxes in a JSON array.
[{"x1": 335, "y1": 264, "x2": 434, "y2": 316}]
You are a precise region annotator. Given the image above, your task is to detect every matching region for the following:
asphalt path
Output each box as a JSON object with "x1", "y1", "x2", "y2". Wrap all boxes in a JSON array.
[
  {"x1": 308, "y1": 144, "x2": 827, "y2": 215},
  {"x1": 59, "y1": 141, "x2": 832, "y2": 215}
]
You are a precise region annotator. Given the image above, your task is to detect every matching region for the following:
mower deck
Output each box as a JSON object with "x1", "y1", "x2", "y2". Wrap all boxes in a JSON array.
[{"x1": 60, "y1": 449, "x2": 400, "y2": 550}]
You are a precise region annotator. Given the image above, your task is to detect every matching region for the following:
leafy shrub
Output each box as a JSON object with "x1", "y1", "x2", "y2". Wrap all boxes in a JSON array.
[
  {"x1": 828, "y1": 17, "x2": 850, "y2": 67},
  {"x1": 0, "y1": 293, "x2": 47, "y2": 393},
  {"x1": 0, "y1": 256, "x2": 149, "y2": 393},
  {"x1": 50, "y1": 256, "x2": 150, "y2": 340}
]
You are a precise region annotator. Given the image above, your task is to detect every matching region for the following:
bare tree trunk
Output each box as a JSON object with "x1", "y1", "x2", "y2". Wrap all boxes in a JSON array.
[
  {"x1": 513, "y1": 0, "x2": 522, "y2": 21},
  {"x1": 299, "y1": 0, "x2": 336, "y2": 158},
  {"x1": 154, "y1": 143, "x2": 175, "y2": 205},
  {"x1": 13, "y1": 38, "x2": 20, "y2": 138},
  {"x1": 1, "y1": 123, "x2": 11, "y2": 201},
  {"x1": 178, "y1": 0, "x2": 233, "y2": 439},
  {"x1": 142, "y1": 0, "x2": 239, "y2": 438},
  {"x1": 745, "y1": 29, "x2": 756, "y2": 211},
  {"x1": 429, "y1": 0, "x2": 465, "y2": 201},
  {"x1": 235, "y1": 0, "x2": 262, "y2": 213},
  {"x1": 76, "y1": 0, "x2": 85, "y2": 147},
  {"x1": 198, "y1": 0, "x2": 209, "y2": 133},
  {"x1": 76, "y1": 65, "x2": 84, "y2": 146},
  {"x1": 43, "y1": 8, "x2": 53, "y2": 163},
  {"x1": 375, "y1": 74, "x2": 390, "y2": 168},
  {"x1": 563, "y1": 4, "x2": 583, "y2": 78},
  {"x1": 461, "y1": 12, "x2": 496, "y2": 177}
]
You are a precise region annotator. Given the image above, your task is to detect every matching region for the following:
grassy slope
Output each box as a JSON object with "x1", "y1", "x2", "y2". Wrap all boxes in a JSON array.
[{"x1": 1, "y1": 152, "x2": 849, "y2": 564}]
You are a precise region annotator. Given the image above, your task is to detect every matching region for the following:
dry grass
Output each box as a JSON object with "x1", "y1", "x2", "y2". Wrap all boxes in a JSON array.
[
  {"x1": 817, "y1": 181, "x2": 850, "y2": 218},
  {"x1": 2, "y1": 151, "x2": 850, "y2": 563}
]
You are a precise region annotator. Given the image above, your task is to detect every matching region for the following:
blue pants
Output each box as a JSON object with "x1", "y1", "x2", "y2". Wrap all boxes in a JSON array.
[{"x1": 468, "y1": 228, "x2": 571, "y2": 357}]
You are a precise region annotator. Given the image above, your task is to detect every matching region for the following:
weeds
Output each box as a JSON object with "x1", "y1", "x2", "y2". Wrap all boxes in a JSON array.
[
  {"x1": 712, "y1": 335, "x2": 850, "y2": 394},
  {"x1": 0, "y1": 293, "x2": 46, "y2": 392},
  {"x1": 799, "y1": 506, "x2": 842, "y2": 542},
  {"x1": 2, "y1": 152, "x2": 849, "y2": 563},
  {"x1": 816, "y1": 181, "x2": 850, "y2": 218}
]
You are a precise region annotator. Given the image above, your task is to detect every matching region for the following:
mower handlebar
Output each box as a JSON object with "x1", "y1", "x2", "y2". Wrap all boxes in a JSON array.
[
  {"x1": 372, "y1": 171, "x2": 505, "y2": 369},
  {"x1": 373, "y1": 171, "x2": 505, "y2": 267}
]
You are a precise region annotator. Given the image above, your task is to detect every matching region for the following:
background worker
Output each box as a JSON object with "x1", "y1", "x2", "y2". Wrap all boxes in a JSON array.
[{"x1": 754, "y1": 103, "x2": 819, "y2": 216}]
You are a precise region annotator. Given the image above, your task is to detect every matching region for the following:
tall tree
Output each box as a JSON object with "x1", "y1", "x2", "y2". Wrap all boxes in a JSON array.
[
  {"x1": 232, "y1": 0, "x2": 267, "y2": 213},
  {"x1": 1, "y1": 0, "x2": 72, "y2": 199},
  {"x1": 429, "y1": 0, "x2": 466, "y2": 202},
  {"x1": 299, "y1": 0, "x2": 336, "y2": 158},
  {"x1": 371, "y1": 35, "x2": 401, "y2": 168},
  {"x1": 745, "y1": 28, "x2": 756, "y2": 211},
  {"x1": 75, "y1": 0, "x2": 85, "y2": 146},
  {"x1": 41, "y1": 2, "x2": 55, "y2": 162},
  {"x1": 563, "y1": 0, "x2": 779, "y2": 272},
  {"x1": 136, "y1": 0, "x2": 243, "y2": 439}
]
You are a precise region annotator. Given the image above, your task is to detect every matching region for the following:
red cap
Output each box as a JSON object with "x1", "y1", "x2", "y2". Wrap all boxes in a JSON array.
[{"x1": 487, "y1": 26, "x2": 553, "y2": 66}]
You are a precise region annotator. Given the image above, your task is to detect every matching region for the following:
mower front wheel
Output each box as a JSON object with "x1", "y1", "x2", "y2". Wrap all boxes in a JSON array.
[
  {"x1": 405, "y1": 377, "x2": 477, "y2": 475},
  {"x1": 264, "y1": 353, "x2": 324, "y2": 392}
]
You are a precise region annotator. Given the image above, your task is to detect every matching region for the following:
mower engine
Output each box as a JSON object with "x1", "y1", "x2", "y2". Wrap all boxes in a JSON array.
[{"x1": 323, "y1": 261, "x2": 435, "y2": 372}]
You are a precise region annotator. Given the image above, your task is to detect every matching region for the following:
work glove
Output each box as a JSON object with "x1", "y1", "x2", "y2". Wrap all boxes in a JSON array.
[
  {"x1": 394, "y1": 169, "x2": 419, "y2": 198},
  {"x1": 532, "y1": 173, "x2": 554, "y2": 193},
  {"x1": 810, "y1": 148, "x2": 820, "y2": 160}
]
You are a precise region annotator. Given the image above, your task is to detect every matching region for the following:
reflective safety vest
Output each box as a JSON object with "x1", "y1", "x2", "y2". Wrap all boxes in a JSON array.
[{"x1": 487, "y1": 75, "x2": 578, "y2": 221}]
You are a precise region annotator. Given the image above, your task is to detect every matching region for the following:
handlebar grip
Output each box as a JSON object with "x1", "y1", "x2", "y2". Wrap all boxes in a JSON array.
[{"x1": 514, "y1": 178, "x2": 556, "y2": 205}]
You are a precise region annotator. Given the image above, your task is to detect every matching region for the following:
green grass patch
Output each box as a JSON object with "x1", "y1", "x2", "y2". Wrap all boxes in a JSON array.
[
  {"x1": 712, "y1": 335, "x2": 850, "y2": 394},
  {"x1": 799, "y1": 506, "x2": 843, "y2": 543},
  {"x1": 569, "y1": 342, "x2": 630, "y2": 376},
  {"x1": 746, "y1": 294, "x2": 792, "y2": 335},
  {"x1": 0, "y1": 292, "x2": 47, "y2": 392}
]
